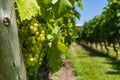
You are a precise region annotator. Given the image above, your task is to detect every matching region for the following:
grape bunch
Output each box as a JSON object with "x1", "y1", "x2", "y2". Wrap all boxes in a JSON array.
[{"x1": 19, "y1": 22, "x2": 46, "y2": 69}]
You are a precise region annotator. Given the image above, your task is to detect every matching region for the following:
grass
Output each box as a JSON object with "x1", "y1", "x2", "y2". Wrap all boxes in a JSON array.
[{"x1": 69, "y1": 43, "x2": 120, "y2": 80}]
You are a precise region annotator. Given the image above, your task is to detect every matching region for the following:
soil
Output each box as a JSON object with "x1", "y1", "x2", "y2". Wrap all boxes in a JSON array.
[{"x1": 49, "y1": 59, "x2": 76, "y2": 80}]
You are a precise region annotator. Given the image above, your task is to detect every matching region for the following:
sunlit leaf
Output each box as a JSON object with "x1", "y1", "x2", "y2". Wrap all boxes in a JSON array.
[
  {"x1": 47, "y1": 36, "x2": 67, "y2": 71},
  {"x1": 16, "y1": 0, "x2": 40, "y2": 21},
  {"x1": 53, "y1": 0, "x2": 73, "y2": 18},
  {"x1": 52, "y1": 0, "x2": 58, "y2": 4}
]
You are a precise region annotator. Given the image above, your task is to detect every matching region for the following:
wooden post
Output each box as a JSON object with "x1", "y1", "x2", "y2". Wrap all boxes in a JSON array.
[{"x1": 0, "y1": 0, "x2": 27, "y2": 80}]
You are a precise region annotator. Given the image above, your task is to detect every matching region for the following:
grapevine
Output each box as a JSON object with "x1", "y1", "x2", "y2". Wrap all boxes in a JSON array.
[
  {"x1": 14, "y1": 0, "x2": 83, "y2": 79},
  {"x1": 77, "y1": 0, "x2": 120, "y2": 58}
]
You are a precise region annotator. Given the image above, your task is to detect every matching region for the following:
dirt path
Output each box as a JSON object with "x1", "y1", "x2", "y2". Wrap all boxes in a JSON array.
[{"x1": 49, "y1": 59, "x2": 76, "y2": 80}]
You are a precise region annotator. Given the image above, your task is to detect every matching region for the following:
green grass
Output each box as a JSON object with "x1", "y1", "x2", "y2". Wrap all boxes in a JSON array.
[{"x1": 69, "y1": 43, "x2": 120, "y2": 80}]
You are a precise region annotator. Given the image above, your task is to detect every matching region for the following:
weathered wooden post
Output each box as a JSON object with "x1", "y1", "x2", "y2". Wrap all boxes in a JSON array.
[{"x1": 0, "y1": 0, "x2": 27, "y2": 80}]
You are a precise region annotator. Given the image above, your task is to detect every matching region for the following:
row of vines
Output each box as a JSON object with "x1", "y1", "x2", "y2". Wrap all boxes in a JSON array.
[
  {"x1": 77, "y1": 0, "x2": 120, "y2": 58},
  {"x1": 14, "y1": 0, "x2": 83, "y2": 80}
]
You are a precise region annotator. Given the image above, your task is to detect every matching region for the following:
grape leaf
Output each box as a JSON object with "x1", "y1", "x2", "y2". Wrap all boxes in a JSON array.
[
  {"x1": 75, "y1": 0, "x2": 83, "y2": 10},
  {"x1": 41, "y1": 0, "x2": 52, "y2": 4},
  {"x1": 52, "y1": 0, "x2": 58, "y2": 4},
  {"x1": 16, "y1": 0, "x2": 40, "y2": 21},
  {"x1": 117, "y1": 12, "x2": 120, "y2": 17},
  {"x1": 36, "y1": 0, "x2": 53, "y2": 21},
  {"x1": 47, "y1": 36, "x2": 67, "y2": 71},
  {"x1": 53, "y1": 0, "x2": 73, "y2": 19}
]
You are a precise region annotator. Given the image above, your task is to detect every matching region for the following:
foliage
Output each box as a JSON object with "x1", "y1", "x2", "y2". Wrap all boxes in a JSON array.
[
  {"x1": 77, "y1": 0, "x2": 120, "y2": 45},
  {"x1": 14, "y1": 0, "x2": 83, "y2": 79},
  {"x1": 16, "y1": 0, "x2": 40, "y2": 21}
]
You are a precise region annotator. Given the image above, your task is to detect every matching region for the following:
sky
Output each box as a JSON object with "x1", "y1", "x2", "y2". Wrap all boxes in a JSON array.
[{"x1": 75, "y1": 0, "x2": 108, "y2": 25}]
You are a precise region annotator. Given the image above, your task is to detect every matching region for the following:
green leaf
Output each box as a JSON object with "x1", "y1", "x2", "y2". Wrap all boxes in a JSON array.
[
  {"x1": 47, "y1": 36, "x2": 67, "y2": 71},
  {"x1": 58, "y1": 39, "x2": 68, "y2": 55},
  {"x1": 113, "y1": 0, "x2": 120, "y2": 4},
  {"x1": 74, "y1": 9, "x2": 81, "y2": 19},
  {"x1": 47, "y1": 23, "x2": 54, "y2": 30},
  {"x1": 76, "y1": 0, "x2": 83, "y2": 10},
  {"x1": 16, "y1": 0, "x2": 40, "y2": 21},
  {"x1": 69, "y1": 0, "x2": 76, "y2": 5},
  {"x1": 52, "y1": 0, "x2": 58, "y2": 4},
  {"x1": 47, "y1": 34, "x2": 54, "y2": 40},
  {"x1": 41, "y1": 0, "x2": 52, "y2": 4},
  {"x1": 117, "y1": 12, "x2": 120, "y2": 17},
  {"x1": 53, "y1": 25, "x2": 60, "y2": 34},
  {"x1": 53, "y1": 0, "x2": 73, "y2": 18},
  {"x1": 37, "y1": 0, "x2": 53, "y2": 21}
]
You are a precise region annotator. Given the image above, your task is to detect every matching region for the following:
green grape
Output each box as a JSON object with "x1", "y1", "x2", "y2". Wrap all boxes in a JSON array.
[
  {"x1": 34, "y1": 28, "x2": 38, "y2": 33},
  {"x1": 35, "y1": 31, "x2": 39, "y2": 36},
  {"x1": 31, "y1": 47, "x2": 35, "y2": 52},
  {"x1": 31, "y1": 39, "x2": 36, "y2": 44},
  {"x1": 39, "y1": 33, "x2": 44, "y2": 37},
  {"x1": 37, "y1": 36, "x2": 45, "y2": 42},
  {"x1": 28, "y1": 54, "x2": 33, "y2": 58},
  {"x1": 29, "y1": 57, "x2": 34, "y2": 62},
  {"x1": 30, "y1": 27, "x2": 38, "y2": 33},
  {"x1": 33, "y1": 57, "x2": 38, "y2": 63},
  {"x1": 35, "y1": 54, "x2": 39, "y2": 58},
  {"x1": 31, "y1": 36, "x2": 36, "y2": 40},
  {"x1": 38, "y1": 43, "x2": 42, "y2": 50},
  {"x1": 38, "y1": 58, "x2": 43, "y2": 65},
  {"x1": 33, "y1": 27, "x2": 38, "y2": 32},
  {"x1": 35, "y1": 47, "x2": 40, "y2": 52},
  {"x1": 41, "y1": 30, "x2": 45, "y2": 34},
  {"x1": 34, "y1": 23, "x2": 38, "y2": 27},
  {"x1": 30, "y1": 62, "x2": 35, "y2": 66},
  {"x1": 37, "y1": 37, "x2": 41, "y2": 41},
  {"x1": 30, "y1": 26, "x2": 34, "y2": 30},
  {"x1": 40, "y1": 36, "x2": 45, "y2": 42}
]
